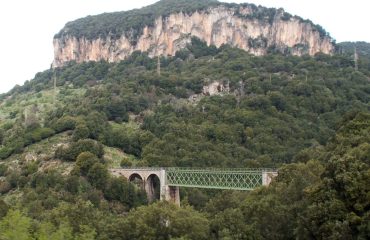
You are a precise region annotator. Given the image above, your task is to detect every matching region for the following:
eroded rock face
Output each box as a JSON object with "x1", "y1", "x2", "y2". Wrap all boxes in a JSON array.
[
  {"x1": 202, "y1": 81, "x2": 229, "y2": 96},
  {"x1": 53, "y1": 6, "x2": 334, "y2": 67}
]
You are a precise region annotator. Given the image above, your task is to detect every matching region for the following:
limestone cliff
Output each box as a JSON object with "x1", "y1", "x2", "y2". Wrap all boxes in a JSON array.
[{"x1": 53, "y1": 1, "x2": 335, "y2": 67}]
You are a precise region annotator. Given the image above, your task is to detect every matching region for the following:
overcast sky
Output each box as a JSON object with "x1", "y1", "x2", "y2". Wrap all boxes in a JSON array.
[{"x1": 0, "y1": 0, "x2": 368, "y2": 94}]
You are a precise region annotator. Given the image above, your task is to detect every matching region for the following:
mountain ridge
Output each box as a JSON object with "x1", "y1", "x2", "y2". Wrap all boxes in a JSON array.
[{"x1": 53, "y1": 0, "x2": 334, "y2": 67}]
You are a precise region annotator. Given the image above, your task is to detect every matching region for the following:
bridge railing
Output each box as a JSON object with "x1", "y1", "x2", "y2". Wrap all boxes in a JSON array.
[
  {"x1": 115, "y1": 167, "x2": 277, "y2": 173},
  {"x1": 110, "y1": 167, "x2": 165, "y2": 171},
  {"x1": 167, "y1": 168, "x2": 277, "y2": 172},
  {"x1": 110, "y1": 167, "x2": 278, "y2": 191}
]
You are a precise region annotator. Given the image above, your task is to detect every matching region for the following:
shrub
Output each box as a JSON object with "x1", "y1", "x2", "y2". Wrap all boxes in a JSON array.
[
  {"x1": 75, "y1": 152, "x2": 100, "y2": 176},
  {"x1": 0, "y1": 129, "x2": 3, "y2": 144},
  {"x1": 72, "y1": 124, "x2": 90, "y2": 141},
  {"x1": 53, "y1": 116, "x2": 77, "y2": 133},
  {"x1": 6, "y1": 172, "x2": 21, "y2": 188},
  {"x1": 0, "y1": 180, "x2": 11, "y2": 194},
  {"x1": 120, "y1": 158, "x2": 133, "y2": 167},
  {"x1": 104, "y1": 177, "x2": 147, "y2": 208},
  {"x1": 0, "y1": 164, "x2": 7, "y2": 176},
  {"x1": 64, "y1": 175, "x2": 81, "y2": 194},
  {"x1": 73, "y1": 139, "x2": 104, "y2": 158},
  {"x1": 24, "y1": 128, "x2": 55, "y2": 145},
  {"x1": 10, "y1": 138, "x2": 25, "y2": 154},
  {"x1": 0, "y1": 147, "x2": 13, "y2": 160},
  {"x1": 22, "y1": 162, "x2": 39, "y2": 176},
  {"x1": 87, "y1": 163, "x2": 109, "y2": 189},
  {"x1": 30, "y1": 171, "x2": 64, "y2": 190},
  {"x1": 55, "y1": 139, "x2": 104, "y2": 161},
  {"x1": 0, "y1": 200, "x2": 8, "y2": 218}
]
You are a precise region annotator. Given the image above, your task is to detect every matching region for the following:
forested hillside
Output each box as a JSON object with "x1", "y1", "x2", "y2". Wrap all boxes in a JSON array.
[
  {"x1": 339, "y1": 41, "x2": 370, "y2": 57},
  {"x1": 0, "y1": 37, "x2": 369, "y2": 239}
]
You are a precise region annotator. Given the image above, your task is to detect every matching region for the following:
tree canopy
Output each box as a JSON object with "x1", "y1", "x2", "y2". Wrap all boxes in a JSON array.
[{"x1": 0, "y1": 37, "x2": 369, "y2": 239}]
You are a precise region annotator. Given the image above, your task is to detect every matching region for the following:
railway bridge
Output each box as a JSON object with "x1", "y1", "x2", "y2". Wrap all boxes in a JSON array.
[{"x1": 110, "y1": 168, "x2": 277, "y2": 205}]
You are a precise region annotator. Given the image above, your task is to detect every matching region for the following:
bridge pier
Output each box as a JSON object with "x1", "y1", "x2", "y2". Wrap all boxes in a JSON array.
[
  {"x1": 163, "y1": 185, "x2": 180, "y2": 206},
  {"x1": 262, "y1": 171, "x2": 278, "y2": 186},
  {"x1": 145, "y1": 178, "x2": 157, "y2": 202}
]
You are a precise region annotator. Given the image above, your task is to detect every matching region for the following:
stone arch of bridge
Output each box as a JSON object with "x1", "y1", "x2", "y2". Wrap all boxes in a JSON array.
[
  {"x1": 125, "y1": 172, "x2": 162, "y2": 202},
  {"x1": 146, "y1": 174, "x2": 161, "y2": 202},
  {"x1": 109, "y1": 168, "x2": 180, "y2": 205},
  {"x1": 128, "y1": 173, "x2": 144, "y2": 188},
  {"x1": 128, "y1": 173, "x2": 143, "y2": 182}
]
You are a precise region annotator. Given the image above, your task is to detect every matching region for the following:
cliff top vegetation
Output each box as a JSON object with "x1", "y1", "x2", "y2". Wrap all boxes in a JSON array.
[{"x1": 54, "y1": 0, "x2": 329, "y2": 42}]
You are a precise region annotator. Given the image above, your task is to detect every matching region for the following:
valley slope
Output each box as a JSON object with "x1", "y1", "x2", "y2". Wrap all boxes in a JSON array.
[{"x1": 0, "y1": 1, "x2": 369, "y2": 239}]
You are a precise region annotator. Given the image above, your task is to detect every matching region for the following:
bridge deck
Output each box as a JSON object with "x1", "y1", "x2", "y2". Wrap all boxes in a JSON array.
[{"x1": 111, "y1": 167, "x2": 277, "y2": 191}]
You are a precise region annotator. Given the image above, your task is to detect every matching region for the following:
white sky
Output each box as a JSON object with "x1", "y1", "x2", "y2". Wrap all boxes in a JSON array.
[{"x1": 0, "y1": 0, "x2": 369, "y2": 94}]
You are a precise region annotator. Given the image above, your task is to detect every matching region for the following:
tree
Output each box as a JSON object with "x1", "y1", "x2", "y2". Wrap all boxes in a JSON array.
[
  {"x1": 75, "y1": 225, "x2": 96, "y2": 240},
  {"x1": 73, "y1": 124, "x2": 90, "y2": 141},
  {"x1": 37, "y1": 222, "x2": 96, "y2": 240},
  {"x1": 87, "y1": 163, "x2": 109, "y2": 189},
  {"x1": 53, "y1": 115, "x2": 76, "y2": 133},
  {"x1": 75, "y1": 152, "x2": 100, "y2": 176},
  {"x1": 55, "y1": 139, "x2": 104, "y2": 161},
  {"x1": 104, "y1": 177, "x2": 147, "y2": 208},
  {"x1": 0, "y1": 209, "x2": 33, "y2": 240},
  {"x1": 0, "y1": 200, "x2": 9, "y2": 218},
  {"x1": 0, "y1": 147, "x2": 13, "y2": 160},
  {"x1": 122, "y1": 202, "x2": 210, "y2": 240},
  {"x1": 36, "y1": 222, "x2": 73, "y2": 240},
  {"x1": 205, "y1": 160, "x2": 324, "y2": 239},
  {"x1": 300, "y1": 113, "x2": 370, "y2": 239},
  {"x1": 45, "y1": 200, "x2": 100, "y2": 235}
]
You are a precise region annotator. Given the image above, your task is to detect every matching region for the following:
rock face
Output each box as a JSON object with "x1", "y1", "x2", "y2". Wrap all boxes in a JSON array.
[
  {"x1": 53, "y1": 5, "x2": 335, "y2": 67},
  {"x1": 202, "y1": 81, "x2": 229, "y2": 96}
]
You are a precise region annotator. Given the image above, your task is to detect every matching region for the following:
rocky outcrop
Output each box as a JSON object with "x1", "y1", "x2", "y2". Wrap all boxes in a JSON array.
[
  {"x1": 53, "y1": 5, "x2": 335, "y2": 67},
  {"x1": 188, "y1": 80, "x2": 230, "y2": 103},
  {"x1": 202, "y1": 81, "x2": 229, "y2": 96}
]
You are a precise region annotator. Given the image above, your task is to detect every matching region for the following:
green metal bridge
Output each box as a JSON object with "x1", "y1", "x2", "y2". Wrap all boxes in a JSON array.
[
  {"x1": 110, "y1": 167, "x2": 277, "y2": 205},
  {"x1": 165, "y1": 168, "x2": 276, "y2": 190}
]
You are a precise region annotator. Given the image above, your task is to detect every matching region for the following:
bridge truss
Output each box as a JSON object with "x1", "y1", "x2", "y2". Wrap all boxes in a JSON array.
[{"x1": 166, "y1": 168, "x2": 274, "y2": 190}]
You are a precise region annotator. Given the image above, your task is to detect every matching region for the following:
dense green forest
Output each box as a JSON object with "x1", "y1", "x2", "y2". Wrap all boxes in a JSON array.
[{"x1": 0, "y1": 37, "x2": 369, "y2": 239}]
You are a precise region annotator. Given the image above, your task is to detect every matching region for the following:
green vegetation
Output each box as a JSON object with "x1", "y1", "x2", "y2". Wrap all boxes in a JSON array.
[
  {"x1": 338, "y1": 41, "x2": 370, "y2": 75},
  {"x1": 2, "y1": 38, "x2": 369, "y2": 167},
  {"x1": 203, "y1": 112, "x2": 370, "y2": 239},
  {"x1": 0, "y1": 37, "x2": 369, "y2": 238},
  {"x1": 339, "y1": 41, "x2": 370, "y2": 56},
  {"x1": 55, "y1": 0, "x2": 220, "y2": 42},
  {"x1": 0, "y1": 112, "x2": 368, "y2": 239}
]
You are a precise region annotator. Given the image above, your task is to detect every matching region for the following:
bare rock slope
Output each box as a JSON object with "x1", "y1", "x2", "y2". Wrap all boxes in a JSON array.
[{"x1": 53, "y1": 1, "x2": 335, "y2": 67}]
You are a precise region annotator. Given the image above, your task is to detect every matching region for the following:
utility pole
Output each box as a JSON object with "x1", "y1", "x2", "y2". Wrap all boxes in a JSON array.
[
  {"x1": 354, "y1": 46, "x2": 359, "y2": 71},
  {"x1": 269, "y1": 74, "x2": 272, "y2": 84},
  {"x1": 53, "y1": 70, "x2": 57, "y2": 105},
  {"x1": 157, "y1": 55, "x2": 161, "y2": 76},
  {"x1": 239, "y1": 80, "x2": 245, "y2": 98}
]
